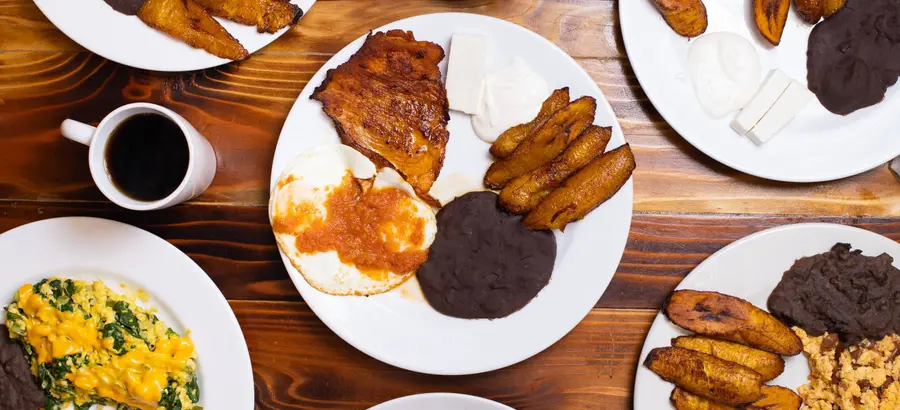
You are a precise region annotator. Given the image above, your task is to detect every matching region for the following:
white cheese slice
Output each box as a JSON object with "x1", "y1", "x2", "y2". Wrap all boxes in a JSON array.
[
  {"x1": 731, "y1": 70, "x2": 791, "y2": 136},
  {"x1": 445, "y1": 34, "x2": 488, "y2": 114},
  {"x1": 746, "y1": 80, "x2": 814, "y2": 146}
]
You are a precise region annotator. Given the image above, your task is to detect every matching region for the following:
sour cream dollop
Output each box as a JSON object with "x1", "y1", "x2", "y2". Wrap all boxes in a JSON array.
[
  {"x1": 472, "y1": 57, "x2": 550, "y2": 143},
  {"x1": 687, "y1": 32, "x2": 761, "y2": 119}
]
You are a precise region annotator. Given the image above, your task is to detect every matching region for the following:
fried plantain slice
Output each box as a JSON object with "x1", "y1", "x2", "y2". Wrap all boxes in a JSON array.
[
  {"x1": 748, "y1": 386, "x2": 801, "y2": 410},
  {"x1": 652, "y1": 0, "x2": 708, "y2": 38},
  {"x1": 793, "y1": 0, "x2": 824, "y2": 23},
  {"x1": 522, "y1": 143, "x2": 634, "y2": 230},
  {"x1": 646, "y1": 347, "x2": 763, "y2": 405},
  {"x1": 671, "y1": 386, "x2": 801, "y2": 410},
  {"x1": 490, "y1": 88, "x2": 571, "y2": 159},
  {"x1": 664, "y1": 290, "x2": 802, "y2": 356},
  {"x1": 499, "y1": 125, "x2": 611, "y2": 214},
  {"x1": 483, "y1": 96, "x2": 596, "y2": 190},
  {"x1": 672, "y1": 336, "x2": 785, "y2": 381},
  {"x1": 823, "y1": 0, "x2": 845, "y2": 17},
  {"x1": 192, "y1": 0, "x2": 303, "y2": 33},
  {"x1": 753, "y1": 0, "x2": 790, "y2": 46},
  {"x1": 138, "y1": 0, "x2": 249, "y2": 60},
  {"x1": 671, "y1": 388, "x2": 735, "y2": 410}
]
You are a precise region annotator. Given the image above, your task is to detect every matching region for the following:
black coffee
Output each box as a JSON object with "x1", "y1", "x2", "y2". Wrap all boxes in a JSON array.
[{"x1": 105, "y1": 113, "x2": 189, "y2": 202}]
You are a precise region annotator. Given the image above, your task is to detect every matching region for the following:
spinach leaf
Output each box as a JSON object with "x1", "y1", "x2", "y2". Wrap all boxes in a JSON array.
[
  {"x1": 75, "y1": 402, "x2": 95, "y2": 410},
  {"x1": 37, "y1": 354, "x2": 86, "y2": 392},
  {"x1": 186, "y1": 375, "x2": 200, "y2": 403},
  {"x1": 159, "y1": 382, "x2": 183, "y2": 410},
  {"x1": 111, "y1": 301, "x2": 142, "y2": 339},
  {"x1": 43, "y1": 393, "x2": 63, "y2": 410},
  {"x1": 38, "y1": 357, "x2": 70, "y2": 391},
  {"x1": 101, "y1": 323, "x2": 128, "y2": 354},
  {"x1": 34, "y1": 278, "x2": 77, "y2": 312},
  {"x1": 65, "y1": 279, "x2": 76, "y2": 297},
  {"x1": 33, "y1": 279, "x2": 48, "y2": 294},
  {"x1": 5, "y1": 310, "x2": 26, "y2": 336}
]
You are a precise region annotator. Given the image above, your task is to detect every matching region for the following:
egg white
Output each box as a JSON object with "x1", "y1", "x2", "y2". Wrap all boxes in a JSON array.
[{"x1": 270, "y1": 144, "x2": 437, "y2": 296}]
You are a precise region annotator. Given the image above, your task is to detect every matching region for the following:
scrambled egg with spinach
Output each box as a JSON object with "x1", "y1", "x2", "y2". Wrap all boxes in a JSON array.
[{"x1": 4, "y1": 278, "x2": 201, "y2": 410}]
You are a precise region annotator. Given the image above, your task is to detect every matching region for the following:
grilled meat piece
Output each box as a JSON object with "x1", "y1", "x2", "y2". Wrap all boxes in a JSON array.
[{"x1": 312, "y1": 30, "x2": 450, "y2": 200}]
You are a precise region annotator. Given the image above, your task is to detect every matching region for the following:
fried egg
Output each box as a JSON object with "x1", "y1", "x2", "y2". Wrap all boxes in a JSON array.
[{"x1": 270, "y1": 144, "x2": 437, "y2": 296}]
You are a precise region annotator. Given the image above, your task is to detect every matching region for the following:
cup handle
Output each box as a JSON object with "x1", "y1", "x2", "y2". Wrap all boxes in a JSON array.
[{"x1": 61, "y1": 119, "x2": 96, "y2": 146}]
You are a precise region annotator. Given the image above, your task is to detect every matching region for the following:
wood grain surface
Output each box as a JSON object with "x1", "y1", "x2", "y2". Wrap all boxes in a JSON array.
[
  {"x1": 1, "y1": 201, "x2": 896, "y2": 310},
  {"x1": 2, "y1": 0, "x2": 900, "y2": 409},
  {"x1": 2, "y1": 0, "x2": 899, "y2": 214},
  {"x1": 236, "y1": 301, "x2": 651, "y2": 410}
]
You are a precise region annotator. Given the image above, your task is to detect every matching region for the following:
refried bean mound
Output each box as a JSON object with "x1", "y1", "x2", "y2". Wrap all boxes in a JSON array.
[
  {"x1": 767, "y1": 243, "x2": 900, "y2": 344},
  {"x1": 0, "y1": 330, "x2": 44, "y2": 410},
  {"x1": 416, "y1": 191, "x2": 557, "y2": 319},
  {"x1": 807, "y1": 0, "x2": 900, "y2": 115}
]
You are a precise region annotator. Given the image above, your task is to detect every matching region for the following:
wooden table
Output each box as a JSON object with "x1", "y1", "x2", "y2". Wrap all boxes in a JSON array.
[{"x1": 2, "y1": 0, "x2": 900, "y2": 408}]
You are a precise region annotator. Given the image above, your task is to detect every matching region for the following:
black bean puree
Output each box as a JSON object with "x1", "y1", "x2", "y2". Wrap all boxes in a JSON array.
[
  {"x1": 0, "y1": 331, "x2": 44, "y2": 410},
  {"x1": 768, "y1": 243, "x2": 900, "y2": 344},
  {"x1": 417, "y1": 192, "x2": 557, "y2": 319},
  {"x1": 103, "y1": 0, "x2": 146, "y2": 15},
  {"x1": 807, "y1": 0, "x2": 900, "y2": 115}
]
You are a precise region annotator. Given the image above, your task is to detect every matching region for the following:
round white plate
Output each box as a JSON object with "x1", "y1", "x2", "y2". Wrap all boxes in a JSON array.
[
  {"x1": 0, "y1": 217, "x2": 254, "y2": 409},
  {"x1": 634, "y1": 223, "x2": 900, "y2": 409},
  {"x1": 620, "y1": 1, "x2": 900, "y2": 182},
  {"x1": 33, "y1": 0, "x2": 316, "y2": 71},
  {"x1": 271, "y1": 12, "x2": 633, "y2": 375},
  {"x1": 369, "y1": 393, "x2": 513, "y2": 410}
]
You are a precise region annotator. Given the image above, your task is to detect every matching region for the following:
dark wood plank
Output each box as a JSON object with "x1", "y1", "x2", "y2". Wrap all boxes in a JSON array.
[
  {"x1": 1, "y1": 201, "x2": 898, "y2": 309},
  {"x1": 2, "y1": 50, "x2": 900, "y2": 214},
  {"x1": 234, "y1": 301, "x2": 653, "y2": 410}
]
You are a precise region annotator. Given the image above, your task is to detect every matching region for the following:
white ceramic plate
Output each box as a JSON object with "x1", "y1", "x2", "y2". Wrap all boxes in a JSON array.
[
  {"x1": 634, "y1": 223, "x2": 900, "y2": 409},
  {"x1": 369, "y1": 393, "x2": 513, "y2": 410},
  {"x1": 33, "y1": 0, "x2": 316, "y2": 71},
  {"x1": 0, "y1": 217, "x2": 254, "y2": 410},
  {"x1": 620, "y1": 1, "x2": 900, "y2": 182},
  {"x1": 271, "y1": 12, "x2": 633, "y2": 375}
]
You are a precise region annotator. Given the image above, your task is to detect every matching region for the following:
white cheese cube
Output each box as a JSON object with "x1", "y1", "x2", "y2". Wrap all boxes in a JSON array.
[
  {"x1": 445, "y1": 34, "x2": 488, "y2": 114},
  {"x1": 746, "y1": 80, "x2": 814, "y2": 146},
  {"x1": 731, "y1": 70, "x2": 791, "y2": 136}
]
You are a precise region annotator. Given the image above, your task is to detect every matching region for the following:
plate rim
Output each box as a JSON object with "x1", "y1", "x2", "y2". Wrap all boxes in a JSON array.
[
  {"x1": 631, "y1": 222, "x2": 900, "y2": 409},
  {"x1": 0, "y1": 216, "x2": 255, "y2": 409},
  {"x1": 618, "y1": 1, "x2": 900, "y2": 183},
  {"x1": 31, "y1": 0, "x2": 316, "y2": 72},
  {"x1": 270, "y1": 11, "x2": 634, "y2": 375},
  {"x1": 368, "y1": 393, "x2": 514, "y2": 410}
]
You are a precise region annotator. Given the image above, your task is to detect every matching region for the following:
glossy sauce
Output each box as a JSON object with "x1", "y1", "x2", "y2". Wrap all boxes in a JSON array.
[{"x1": 273, "y1": 173, "x2": 429, "y2": 278}]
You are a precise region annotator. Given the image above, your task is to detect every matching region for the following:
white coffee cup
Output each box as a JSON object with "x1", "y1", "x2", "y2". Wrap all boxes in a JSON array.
[{"x1": 61, "y1": 103, "x2": 217, "y2": 211}]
